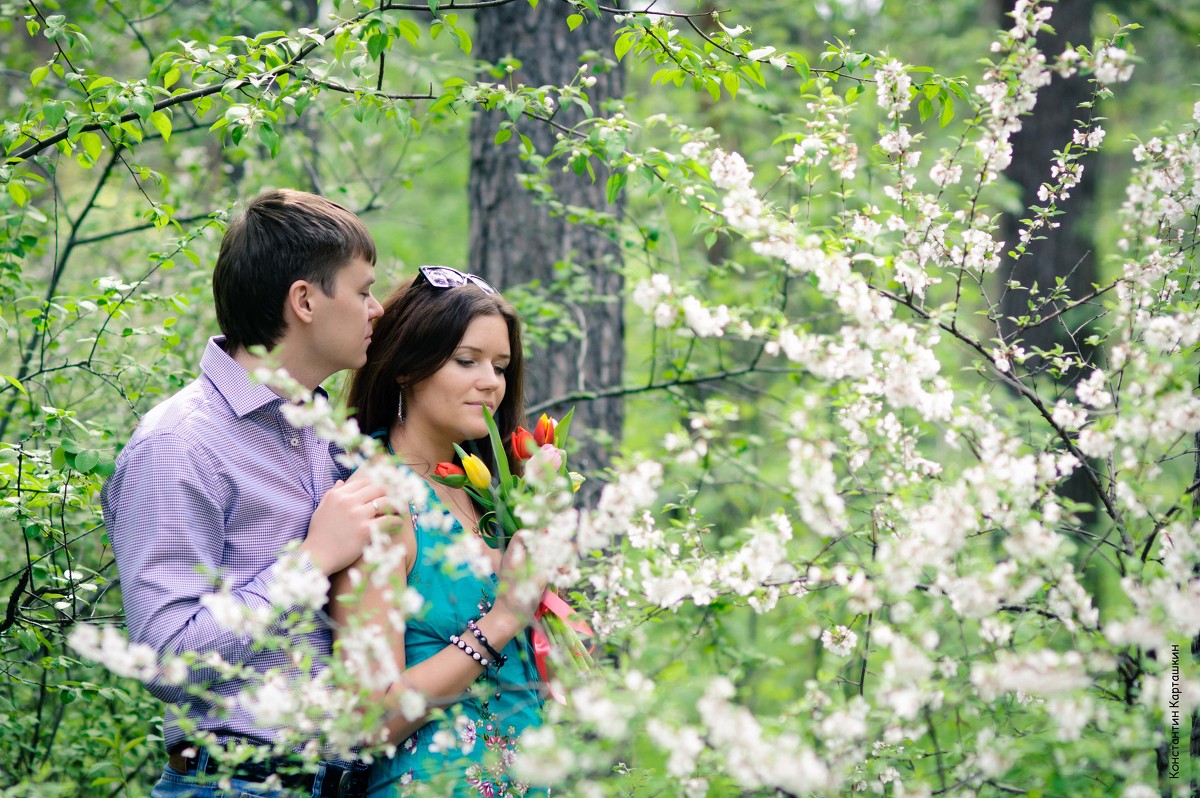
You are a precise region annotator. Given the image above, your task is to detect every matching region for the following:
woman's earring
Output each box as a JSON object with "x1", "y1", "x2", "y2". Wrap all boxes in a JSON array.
[{"x1": 397, "y1": 392, "x2": 404, "y2": 423}]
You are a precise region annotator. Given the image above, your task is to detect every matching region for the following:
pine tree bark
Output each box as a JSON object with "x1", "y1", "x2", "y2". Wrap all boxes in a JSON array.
[
  {"x1": 996, "y1": 0, "x2": 1099, "y2": 521},
  {"x1": 996, "y1": 0, "x2": 1097, "y2": 372},
  {"x1": 469, "y1": 5, "x2": 625, "y2": 496}
]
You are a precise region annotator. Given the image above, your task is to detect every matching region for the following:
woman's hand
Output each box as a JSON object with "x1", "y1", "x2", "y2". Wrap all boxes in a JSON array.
[{"x1": 488, "y1": 531, "x2": 552, "y2": 635}]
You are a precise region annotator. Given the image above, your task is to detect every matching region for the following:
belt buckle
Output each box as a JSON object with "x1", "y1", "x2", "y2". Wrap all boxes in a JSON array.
[{"x1": 329, "y1": 765, "x2": 366, "y2": 798}]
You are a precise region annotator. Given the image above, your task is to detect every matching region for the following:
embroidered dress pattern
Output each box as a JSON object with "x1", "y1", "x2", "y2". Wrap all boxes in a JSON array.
[{"x1": 366, "y1": 467, "x2": 544, "y2": 797}]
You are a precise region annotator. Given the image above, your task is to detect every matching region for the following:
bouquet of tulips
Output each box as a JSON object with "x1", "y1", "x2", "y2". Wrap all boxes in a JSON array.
[{"x1": 429, "y1": 408, "x2": 594, "y2": 683}]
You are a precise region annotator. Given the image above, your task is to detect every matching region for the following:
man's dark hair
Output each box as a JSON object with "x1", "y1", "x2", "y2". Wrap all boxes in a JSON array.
[
  {"x1": 347, "y1": 276, "x2": 527, "y2": 481},
  {"x1": 213, "y1": 189, "x2": 376, "y2": 351}
]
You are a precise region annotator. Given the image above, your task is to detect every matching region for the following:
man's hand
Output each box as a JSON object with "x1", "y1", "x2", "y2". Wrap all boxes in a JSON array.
[{"x1": 300, "y1": 469, "x2": 389, "y2": 576}]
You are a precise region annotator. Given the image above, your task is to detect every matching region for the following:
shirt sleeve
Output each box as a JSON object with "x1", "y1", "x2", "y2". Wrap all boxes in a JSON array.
[{"x1": 101, "y1": 430, "x2": 313, "y2": 705}]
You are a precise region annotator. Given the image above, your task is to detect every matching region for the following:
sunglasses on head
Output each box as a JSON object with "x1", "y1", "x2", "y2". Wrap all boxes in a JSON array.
[{"x1": 416, "y1": 265, "x2": 497, "y2": 295}]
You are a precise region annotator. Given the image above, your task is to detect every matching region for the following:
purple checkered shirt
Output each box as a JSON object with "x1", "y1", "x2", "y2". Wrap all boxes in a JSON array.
[{"x1": 101, "y1": 337, "x2": 344, "y2": 753}]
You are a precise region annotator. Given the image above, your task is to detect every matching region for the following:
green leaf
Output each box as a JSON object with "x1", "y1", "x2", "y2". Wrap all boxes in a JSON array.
[
  {"x1": 7, "y1": 182, "x2": 31, "y2": 208},
  {"x1": 705, "y1": 76, "x2": 721, "y2": 103},
  {"x1": 396, "y1": 19, "x2": 420, "y2": 44},
  {"x1": 258, "y1": 123, "x2": 280, "y2": 155},
  {"x1": 95, "y1": 454, "x2": 116, "y2": 478},
  {"x1": 614, "y1": 32, "x2": 636, "y2": 62},
  {"x1": 2, "y1": 373, "x2": 27, "y2": 394},
  {"x1": 494, "y1": 127, "x2": 512, "y2": 145},
  {"x1": 940, "y1": 97, "x2": 955, "y2": 127},
  {"x1": 947, "y1": 80, "x2": 970, "y2": 100},
  {"x1": 794, "y1": 54, "x2": 811, "y2": 85},
  {"x1": 149, "y1": 110, "x2": 171, "y2": 141},
  {"x1": 163, "y1": 66, "x2": 181, "y2": 89},
  {"x1": 79, "y1": 131, "x2": 103, "y2": 163},
  {"x1": 483, "y1": 405, "x2": 511, "y2": 486},
  {"x1": 453, "y1": 26, "x2": 472, "y2": 54},
  {"x1": 918, "y1": 96, "x2": 933, "y2": 122},
  {"x1": 75, "y1": 449, "x2": 99, "y2": 473},
  {"x1": 31, "y1": 65, "x2": 49, "y2": 87},
  {"x1": 367, "y1": 33, "x2": 388, "y2": 61},
  {"x1": 119, "y1": 120, "x2": 143, "y2": 143},
  {"x1": 738, "y1": 63, "x2": 766, "y2": 88},
  {"x1": 722, "y1": 71, "x2": 739, "y2": 98},
  {"x1": 42, "y1": 101, "x2": 66, "y2": 128},
  {"x1": 605, "y1": 172, "x2": 626, "y2": 204},
  {"x1": 502, "y1": 97, "x2": 527, "y2": 121},
  {"x1": 130, "y1": 92, "x2": 154, "y2": 121},
  {"x1": 567, "y1": 13, "x2": 584, "y2": 31},
  {"x1": 72, "y1": 31, "x2": 94, "y2": 58},
  {"x1": 553, "y1": 407, "x2": 575, "y2": 450}
]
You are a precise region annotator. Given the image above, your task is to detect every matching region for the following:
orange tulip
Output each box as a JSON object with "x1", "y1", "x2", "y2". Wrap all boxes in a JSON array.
[{"x1": 533, "y1": 413, "x2": 557, "y2": 447}]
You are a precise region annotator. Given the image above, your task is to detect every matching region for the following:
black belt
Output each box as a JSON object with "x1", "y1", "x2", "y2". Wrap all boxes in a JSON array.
[{"x1": 168, "y1": 746, "x2": 368, "y2": 798}]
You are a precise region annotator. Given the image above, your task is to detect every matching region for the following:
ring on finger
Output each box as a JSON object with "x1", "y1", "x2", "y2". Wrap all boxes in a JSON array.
[{"x1": 371, "y1": 499, "x2": 381, "y2": 516}]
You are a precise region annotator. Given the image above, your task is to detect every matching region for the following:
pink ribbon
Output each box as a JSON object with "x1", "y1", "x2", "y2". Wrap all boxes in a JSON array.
[{"x1": 532, "y1": 589, "x2": 594, "y2": 703}]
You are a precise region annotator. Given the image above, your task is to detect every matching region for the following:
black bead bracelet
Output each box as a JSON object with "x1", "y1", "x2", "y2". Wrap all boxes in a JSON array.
[
  {"x1": 467, "y1": 619, "x2": 507, "y2": 667},
  {"x1": 449, "y1": 634, "x2": 491, "y2": 668}
]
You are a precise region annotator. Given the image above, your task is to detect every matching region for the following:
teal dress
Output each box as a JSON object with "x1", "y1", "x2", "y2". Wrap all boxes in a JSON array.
[{"x1": 366, "y1": 468, "x2": 544, "y2": 797}]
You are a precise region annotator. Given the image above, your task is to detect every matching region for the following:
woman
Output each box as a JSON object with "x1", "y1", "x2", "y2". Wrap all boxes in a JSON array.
[{"x1": 335, "y1": 265, "x2": 549, "y2": 796}]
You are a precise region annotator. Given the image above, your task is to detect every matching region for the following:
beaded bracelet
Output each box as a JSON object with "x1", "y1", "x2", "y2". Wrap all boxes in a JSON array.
[
  {"x1": 467, "y1": 619, "x2": 508, "y2": 667},
  {"x1": 449, "y1": 634, "x2": 491, "y2": 668}
]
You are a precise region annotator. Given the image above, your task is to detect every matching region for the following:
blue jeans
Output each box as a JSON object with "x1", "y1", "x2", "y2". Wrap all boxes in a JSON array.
[{"x1": 149, "y1": 748, "x2": 316, "y2": 798}]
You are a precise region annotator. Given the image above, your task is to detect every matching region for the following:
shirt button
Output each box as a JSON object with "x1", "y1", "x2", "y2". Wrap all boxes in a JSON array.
[{"x1": 290, "y1": 437, "x2": 300, "y2": 447}]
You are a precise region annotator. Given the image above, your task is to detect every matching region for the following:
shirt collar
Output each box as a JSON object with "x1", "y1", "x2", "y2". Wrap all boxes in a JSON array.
[{"x1": 200, "y1": 336, "x2": 285, "y2": 418}]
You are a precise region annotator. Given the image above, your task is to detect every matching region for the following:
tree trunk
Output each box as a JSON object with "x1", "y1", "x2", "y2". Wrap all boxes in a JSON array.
[
  {"x1": 469, "y1": 4, "x2": 625, "y2": 498},
  {"x1": 997, "y1": 0, "x2": 1098, "y2": 371},
  {"x1": 996, "y1": 0, "x2": 1099, "y2": 522}
]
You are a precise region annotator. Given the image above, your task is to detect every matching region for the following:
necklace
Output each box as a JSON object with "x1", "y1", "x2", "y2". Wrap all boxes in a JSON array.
[{"x1": 440, "y1": 484, "x2": 481, "y2": 536}]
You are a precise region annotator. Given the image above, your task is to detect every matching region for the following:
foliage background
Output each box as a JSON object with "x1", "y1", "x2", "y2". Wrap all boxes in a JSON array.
[{"x1": 2, "y1": 0, "x2": 1200, "y2": 795}]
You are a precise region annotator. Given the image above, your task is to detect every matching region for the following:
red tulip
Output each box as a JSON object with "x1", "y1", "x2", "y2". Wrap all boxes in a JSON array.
[
  {"x1": 512, "y1": 427, "x2": 538, "y2": 460},
  {"x1": 431, "y1": 462, "x2": 468, "y2": 488},
  {"x1": 533, "y1": 413, "x2": 557, "y2": 447},
  {"x1": 434, "y1": 462, "x2": 465, "y2": 478}
]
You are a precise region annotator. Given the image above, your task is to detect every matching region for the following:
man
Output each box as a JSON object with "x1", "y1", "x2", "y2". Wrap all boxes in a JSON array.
[{"x1": 102, "y1": 189, "x2": 389, "y2": 798}]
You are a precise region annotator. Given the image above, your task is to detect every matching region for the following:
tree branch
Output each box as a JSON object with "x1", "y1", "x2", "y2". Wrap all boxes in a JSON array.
[{"x1": 869, "y1": 281, "x2": 1127, "y2": 537}]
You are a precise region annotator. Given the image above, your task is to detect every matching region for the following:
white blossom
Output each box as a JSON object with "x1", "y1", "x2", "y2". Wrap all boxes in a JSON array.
[
  {"x1": 821, "y1": 625, "x2": 858, "y2": 656},
  {"x1": 1075, "y1": 369, "x2": 1112, "y2": 408}
]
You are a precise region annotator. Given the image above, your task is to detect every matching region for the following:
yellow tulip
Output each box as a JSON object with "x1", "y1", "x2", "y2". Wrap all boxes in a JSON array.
[{"x1": 461, "y1": 454, "x2": 492, "y2": 490}]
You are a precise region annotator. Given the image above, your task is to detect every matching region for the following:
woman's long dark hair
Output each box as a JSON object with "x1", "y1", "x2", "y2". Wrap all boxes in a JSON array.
[{"x1": 347, "y1": 275, "x2": 527, "y2": 480}]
